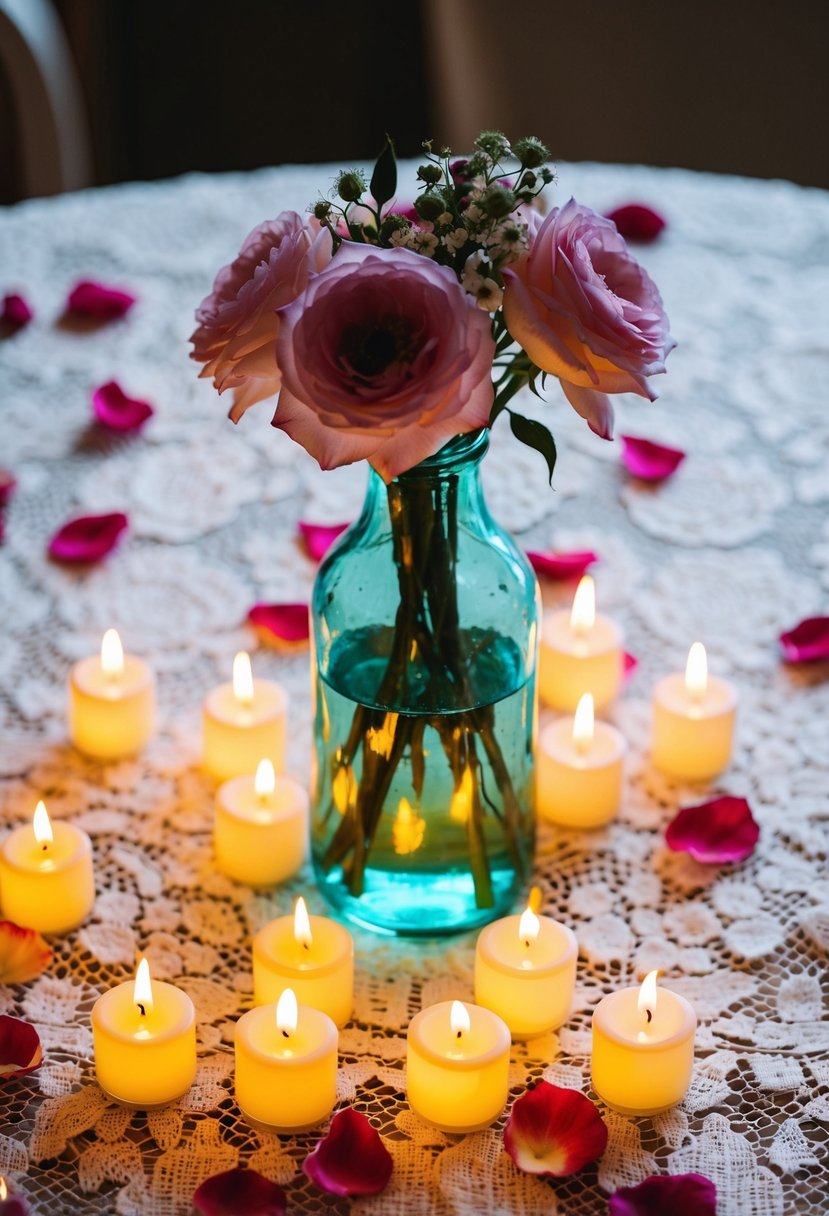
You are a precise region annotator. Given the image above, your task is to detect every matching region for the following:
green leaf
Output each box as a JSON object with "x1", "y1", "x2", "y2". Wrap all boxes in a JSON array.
[
  {"x1": 370, "y1": 135, "x2": 397, "y2": 212},
  {"x1": 508, "y1": 411, "x2": 557, "y2": 484}
]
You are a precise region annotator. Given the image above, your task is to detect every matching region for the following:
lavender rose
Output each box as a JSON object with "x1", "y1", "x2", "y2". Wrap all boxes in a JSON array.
[
  {"x1": 273, "y1": 244, "x2": 495, "y2": 481},
  {"x1": 503, "y1": 199, "x2": 674, "y2": 439}
]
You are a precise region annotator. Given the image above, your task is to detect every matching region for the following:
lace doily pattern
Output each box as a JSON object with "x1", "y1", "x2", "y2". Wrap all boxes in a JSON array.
[{"x1": 0, "y1": 161, "x2": 827, "y2": 1215}]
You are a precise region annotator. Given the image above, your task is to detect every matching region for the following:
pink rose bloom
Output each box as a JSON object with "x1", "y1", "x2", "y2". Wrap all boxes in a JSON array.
[
  {"x1": 503, "y1": 198, "x2": 675, "y2": 439},
  {"x1": 273, "y1": 244, "x2": 495, "y2": 481},
  {"x1": 190, "y1": 211, "x2": 330, "y2": 421}
]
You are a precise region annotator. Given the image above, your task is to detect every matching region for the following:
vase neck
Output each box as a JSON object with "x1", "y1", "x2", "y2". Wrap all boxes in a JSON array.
[{"x1": 390, "y1": 428, "x2": 489, "y2": 482}]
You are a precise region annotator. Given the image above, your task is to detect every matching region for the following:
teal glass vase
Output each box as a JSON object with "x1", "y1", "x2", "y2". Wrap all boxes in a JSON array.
[{"x1": 310, "y1": 430, "x2": 539, "y2": 936}]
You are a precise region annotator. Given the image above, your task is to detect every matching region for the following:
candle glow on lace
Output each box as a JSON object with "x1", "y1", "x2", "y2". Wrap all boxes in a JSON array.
[
  {"x1": 294, "y1": 896, "x2": 313, "y2": 950},
  {"x1": 33, "y1": 800, "x2": 53, "y2": 849},
  {"x1": 0, "y1": 1177, "x2": 7, "y2": 1200},
  {"x1": 134, "y1": 957, "x2": 154, "y2": 1017},
  {"x1": 637, "y1": 969, "x2": 659, "y2": 1040},
  {"x1": 572, "y1": 693, "x2": 595, "y2": 756},
  {"x1": 450, "y1": 1000, "x2": 470, "y2": 1039},
  {"x1": 100, "y1": 628, "x2": 124, "y2": 679},
  {"x1": 685, "y1": 642, "x2": 708, "y2": 702},
  {"x1": 233, "y1": 651, "x2": 255, "y2": 708},
  {"x1": 255, "y1": 759, "x2": 276, "y2": 801},
  {"x1": 570, "y1": 574, "x2": 596, "y2": 636},
  {"x1": 276, "y1": 987, "x2": 298, "y2": 1037}
]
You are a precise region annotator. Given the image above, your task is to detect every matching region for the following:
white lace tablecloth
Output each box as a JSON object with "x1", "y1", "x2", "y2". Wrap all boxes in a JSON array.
[{"x1": 1, "y1": 161, "x2": 828, "y2": 1216}]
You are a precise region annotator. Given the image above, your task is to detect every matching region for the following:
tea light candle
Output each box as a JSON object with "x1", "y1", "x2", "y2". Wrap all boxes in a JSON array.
[
  {"x1": 214, "y1": 759, "x2": 308, "y2": 886},
  {"x1": 592, "y1": 970, "x2": 697, "y2": 1115},
  {"x1": 475, "y1": 905, "x2": 577, "y2": 1038},
  {"x1": 69, "y1": 628, "x2": 155, "y2": 759},
  {"x1": 652, "y1": 642, "x2": 737, "y2": 781},
  {"x1": 235, "y1": 987, "x2": 338, "y2": 1131},
  {"x1": 253, "y1": 897, "x2": 354, "y2": 1027},
  {"x1": 539, "y1": 575, "x2": 624, "y2": 712},
  {"x1": 406, "y1": 1000, "x2": 511, "y2": 1132},
  {"x1": 0, "y1": 801, "x2": 95, "y2": 934},
  {"x1": 203, "y1": 652, "x2": 287, "y2": 782},
  {"x1": 92, "y1": 958, "x2": 197, "y2": 1108},
  {"x1": 536, "y1": 694, "x2": 626, "y2": 827}
]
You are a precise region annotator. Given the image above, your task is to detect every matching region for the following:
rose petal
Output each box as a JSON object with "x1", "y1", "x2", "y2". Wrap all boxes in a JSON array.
[
  {"x1": 193, "y1": 1168, "x2": 286, "y2": 1216},
  {"x1": 504, "y1": 1081, "x2": 608, "y2": 1177},
  {"x1": 0, "y1": 921, "x2": 52, "y2": 984},
  {"x1": 48, "y1": 512, "x2": 128, "y2": 563},
  {"x1": 623, "y1": 651, "x2": 638, "y2": 682},
  {"x1": 299, "y1": 520, "x2": 349, "y2": 562},
  {"x1": 0, "y1": 1015, "x2": 42, "y2": 1080},
  {"x1": 609, "y1": 1172, "x2": 717, "y2": 1216},
  {"x1": 527, "y1": 550, "x2": 598, "y2": 581},
  {"x1": 92, "y1": 381, "x2": 154, "y2": 432},
  {"x1": 303, "y1": 1107, "x2": 393, "y2": 1197},
  {"x1": 1, "y1": 293, "x2": 33, "y2": 330},
  {"x1": 620, "y1": 435, "x2": 685, "y2": 481},
  {"x1": 247, "y1": 602, "x2": 310, "y2": 646},
  {"x1": 779, "y1": 616, "x2": 829, "y2": 663},
  {"x1": 604, "y1": 203, "x2": 667, "y2": 243},
  {"x1": 0, "y1": 470, "x2": 17, "y2": 508},
  {"x1": 665, "y1": 796, "x2": 759, "y2": 864},
  {"x1": 66, "y1": 280, "x2": 136, "y2": 319},
  {"x1": 0, "y1": 1191, "x2": 30, "y2": 1216}
]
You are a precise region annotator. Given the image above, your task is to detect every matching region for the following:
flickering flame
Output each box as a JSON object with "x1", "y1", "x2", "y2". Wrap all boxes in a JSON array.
[
  {"x1": 293, "y1": 896, "x2": 313, "y2": 949},
  {"x1": 450, "y1": 1000, "x2": 470, "y2": 1038},
  {"x1": 572, "y1": 693, "x2": 595, "y2": 755},
  {"x1": 33, "y1": 800, "x2": 53, "y2": 847},
  {"x1": 100, "y1": 628, "x2": 124, "y2": 678},
  {"x1": 232, "y1": 650, "x2": 254, "y2": 707},
  {"x1": 276, "y1": 987, "x2": 298, "y2": 1036},
  {"x1": 519, "y1": 906, "x2": 540, "y2": 946},
  {"x1": 685, "y1": 642, "x2": 708, "y2": 701},
  {"x1": 134, "y1": 957, "x2": 154, "y2": 1017},
  {"x1": 393, "y1": 797, "x2": 425, "y2": 856},
  {"x1": 638, "y1": 970, "x2": 659, "y2": 1026},
  {"x1": 254, "y1": 759, "x2": 276, "y2": 800},
  {"x1": 0, "y1": 1177, "x2": 7, "y2": 1200},
  {"x1": 570, "y1": 575, "x2": 596, "y2": 635},
  {"x1": 450, "y1": 765, "x2": 474, "y2": 824}
]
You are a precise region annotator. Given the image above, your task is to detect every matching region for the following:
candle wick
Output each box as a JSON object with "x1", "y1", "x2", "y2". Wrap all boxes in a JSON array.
[
  {"x1": 302, "y1": 942, "x2": 310, "y2": 952},
  {"x1": 137, "y1": 1003, "x2": 146, "y2": 1017},
  {"x1": 281, "y1": 1029, "x2": 289, "y2": 1039},
  {"x1": 646, "y1": 1008, "x2": 653, "y2": 1024},
  {"x1": 456, "y1": 1030, "x2": 462, "y2": 1040}
]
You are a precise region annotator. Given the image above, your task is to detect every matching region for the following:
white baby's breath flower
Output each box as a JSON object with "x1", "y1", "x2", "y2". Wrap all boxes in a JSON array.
[
  {"x1": 461, "y1": 249, "x2": 502, "y2": 310},
  {"x1": 410, "y1": 230, "x2": 439, "y2": 257},
  {"x1": 388, "y1": 229, "x2": 411, "y2": 247},
  {"x1": 444, "y1": 227, "x2": 468, "y2": 254},
  {"x1": 461, "y1": 249, "x2": 487, "y2": 293},
  {"x1": 436, "y1": 211, "x2": 453, "y2": 225},
  {"x1": 475, "y1": 279, "x2": 503, "y2": 311},
  {"x1": 463, "y1": 203, "x2": 485, "y2": 225}
]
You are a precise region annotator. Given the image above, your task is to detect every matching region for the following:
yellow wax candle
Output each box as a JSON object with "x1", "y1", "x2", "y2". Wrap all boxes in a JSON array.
[
  {"x1": 539, "y1": 576, "x2": 624, "y2": 712},
  {"x1": 203, "y1": 651, "x2": 286, "y2": 782},
  {"x1": 652, "y1": 642, "x2": 737, "y2": 781},
  {"x1": 253, "y1": 897, "x2": 354, "y2": 1027},
  {"x1": 235, "y1": 988, "x2": 338, "y2": 1131},
  {"x1": 407, "y1": 1000, "x2": 510, "y2": 1132},
  {"x1": 69, "y1": 629, "x2": 155, "y2": 759},
  {"x1": 591, "y1": 971, "x2": 697, "y2": 1115},
  {"x1": 92, "y1": 959, "x2": 197, "y2": 1108},
  {"x1": 475, "y1": 905, "x2": 577, "y2": 1038},
  {"x1": 537, "y1": 694, "x2": 626, "y2": 827},
  {"x1": 214, "y1": 760, "x2": 308, "y2": 886},
  {"x1": 0, "y1": 801, "x2": 95, "y2": 934}
]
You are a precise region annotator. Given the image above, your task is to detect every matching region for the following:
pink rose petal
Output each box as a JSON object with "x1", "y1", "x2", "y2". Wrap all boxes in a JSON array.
[
  {"x1": 303, "y1": 1107, "x2": 393, "y2": 1198},
  {"x1": 66, "y1": 280, "x2": 136, "y2": 319},
  {"x1": 247, "y1": 602, "x2": 310, "y2": 646},
  {"x1": 620, "y1": 435, "x2": 685, "y2": 481},
  {"x1": 1, "y1": 292, "x2": 33, "y2": 330},
  {"x1": 623, "y1": 651, "x2": 638, "y2": 682},
  {"x1": 92, "y1": 381, "x2": 154, "y2": 432},
  {"x1": 48, "y1": 512, "x2": 128, "y2": 563},
  {"x1": 504, "y1": 1081, "x2": 607, "y2": 1177},
  {"x1": 299, "y1": 520, "x2": 349, "y2": 562},
  {"x1": 779, "y1": 616, "x2": 829, "y2": 664},
  {"x1": 609, "y1": 1172, "x2": 717, "y2": 1216},
  {"x1": 604, "y1": 203, "x2": 667, "y2": 243},
  {"x1": 193, "y1": 1168, "x2": 286, "y2": 1216},
  {"x1": 0, "y1": 1191, "x2": 30, "y2": 1216},
  {"x1": 0, "y1": 922, "x2": 52, "y2": 985},
  {"x1": 665, "y1": 796, "x2": 759, "y2": 864},
  {"x1": 527, "y1": 550, "x2": 598, "y2": 581},
  {"x1": 0, "y1": 1015, "x2": 42, "y2": 1080},
  {"x1": 0, "y1": 470, "x2": 17, "y2": 508}
]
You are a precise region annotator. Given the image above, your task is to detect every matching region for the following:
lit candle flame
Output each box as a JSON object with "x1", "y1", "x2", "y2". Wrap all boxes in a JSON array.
[
  {"x1": 232, "y1": 651, "x2": 254, "y2": 708},
  {"x1": 33, "y1": 800, "x2": 53, "y2": 848},
  {"x1": 254, "y1": 759, "x2": 276, "y2": 800},
  {"x1": 134, "y1": 957, "x2": 154, "y2": 1017},
  {"x1": 572, "y1": 693, "x2": 594, "y2": 755},
  {"x1": 0, "y1": 1177, "x2": 7, "y2": 1201},
  {"x1": 685, "y1": 642, "x2": 708, "y2": 702},
  {"x1": 100, "y1": 628, "x2": 124, "y2": 678},
  {"x1": 638, "y1": 969, "x2": 659, "y2": 1026},
  {"x1": 518, "y1": 905, "x2": 540, "y2": 947},
  {"x1": 570, "y1": 575, "x2": 595, "y2": 636},
  {"x1": 293, "y1": 896, "x2": 313, "y2": 950},
  {"x1": 276, "y1": 987, "x2": 298, "y2": 1036},
  {"x1": 450, "y1": 1000, "x2": 471, "y2": 1039}
]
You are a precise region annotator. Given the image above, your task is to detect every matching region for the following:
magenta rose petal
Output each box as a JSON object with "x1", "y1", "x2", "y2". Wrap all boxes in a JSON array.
[
  {"x1": 299, "y1": 520, "x2": 349, "y2": 562},
  {"x1": 303, "y1": 1107, "x2": 393, "y2": 1197},
  {"x1": 1, "y1": 292, "x2": 34, "y2": 330},
  {"x1": 92, "y1": 381, "x2": 154, "y2": 432},
  {"x1": 779, "y1": 616, "x2": 829, "y2": 663},
  {"x1": 665, "y1": 796, "x2": 759, "y2": 864},
  {"x1": 247, "y1": 602, "x2": 310, "y2": 646},
  {"x1": 0, "y1": 1015, "x2": 43, "y2": 1080},
  {"x1": 0, "y1": 921, "x2": 52, "y2": 985},
  {"x1": 623, "y1": 651, "x2": 638, "y2": 682},
  {"x1": 193, "y1": 1168, "x2": 286, "y2": 1216},
  {"x1": 609, "y1": 1172, "x2": 717, "y2": 1216},
  {"x1": 605, "y1": 203, "x2": 667, "y2": 243},
  {"x1": 620, "y1": 435, "x2": 686, "y2": 481},
  {"x1": 48, "y1": 512, "x2": 128, "y2": 563},
  {"x1": 66, "y1": 280, "x2": 136, "y2": 319},
  {"x1": 0, "y1": 1191, "x2": 30, "y2": 1215},
  {"x1": 527, "y1": 550, "x2": 598, "y2": 581},
  {"x1": 504, "y1": 1081, "x2": 608, "y2": 1177},
  {"x1": 0, "y1": 470, "x2": 17, "y2": 508}
]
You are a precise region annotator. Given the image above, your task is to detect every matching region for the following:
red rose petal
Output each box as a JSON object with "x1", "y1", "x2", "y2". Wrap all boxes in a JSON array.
[
  {"x1": 620, "y1": 435, "x2": 686, "y2": 481},
  {"x1": 1, "y1": 293, "x2": 33, "y2": 330},
  {"x1": 303, "y1": 1107, "x2": 393, "y2": 1198},
  {"x1": 0, "y1": 1015, "x2": 43, "y2": 1080},
  {"x1": 605, "y1": 203, "x2": 667, "y2": 243},
  {"x1": 48, "y1": 512, "x2": 128, "y2": 563},
  {"x1": 193, "y1": 1168, "x2": 285, "y2": 1216},
  {"x1": 0, "y1": 470, "x2": 17, "y2": 508},
  {"x1": 527, "y1": 550, "x2": 598, "y2": 581},
  {"x1": 0, "y1": 1191, "x2": 30, "y2": 1216},
  {"x1": 92, "y1": 381, "x2": 154, "y2": 432},
  {"x1": 299, "y1": 520, "x2": 349, "y2": 562},
  {"x1": 779, "y1": 616, "x2": 829, "y2": 664},
  {"x1": 609, "y1": 1172, "x2": 717, "y2": 1216},
  {"x1": 247, "y1": 602, "x2": 310, "y2": 646},
  {"x1": 623, "y1": 651, "x2": 638, "y2": 682},
  {"x1": 665, "y1": 796, "x2": 759, "y2": 864},
  {"x1": 66, "y1": 280, "x2": 136, "y2": 319},
  {"x1": 0, "y1": 921, "x2": 52, "y2": 984},
  {"x1": 504, "y1": 1081, "x2": 607, "y2": 1177}
]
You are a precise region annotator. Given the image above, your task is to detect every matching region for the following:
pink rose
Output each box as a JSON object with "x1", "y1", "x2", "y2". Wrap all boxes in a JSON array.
[
  {"x1": 273, "y1": 244, "x2": 495, "y2": 481},
  {"x1": 503, "y1": 199, "x2": 674, "y2": 439},
  {"x1": 190, "y1": 211, "x2": 330, "y2": 421}
]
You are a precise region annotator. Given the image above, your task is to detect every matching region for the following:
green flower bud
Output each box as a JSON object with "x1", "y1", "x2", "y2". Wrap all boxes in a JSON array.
[
  {"x1": 465, "y1": 152, "x2": 490, "y2": 179},
  {"x1": 313, "y1": 200, "x2": 333, "y2": 220},
  {"x1": 474, "y1": 129, "x2": 510, "y2": 161},
  {"x1": 480, "y1": 185, "x2": 516, "y2": 219},
  {"x1": 541, "y1": 167, "x2": 555, "y2": 184},
  {"x1": 521, "y1": 172, "x2": 537, "y2": 190},
  {"x1": 416, "y1": 163, "x2": 443, "y2": 185},
  {"x1": 415, "y1": 193, "x2": 446, "y2": 222},
  {"x1": 335, "y1": 170, "x2": 367, "y2": 203},
  {"x1": 512, "y1": 136, "x2": 549, "y2": 169}
]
